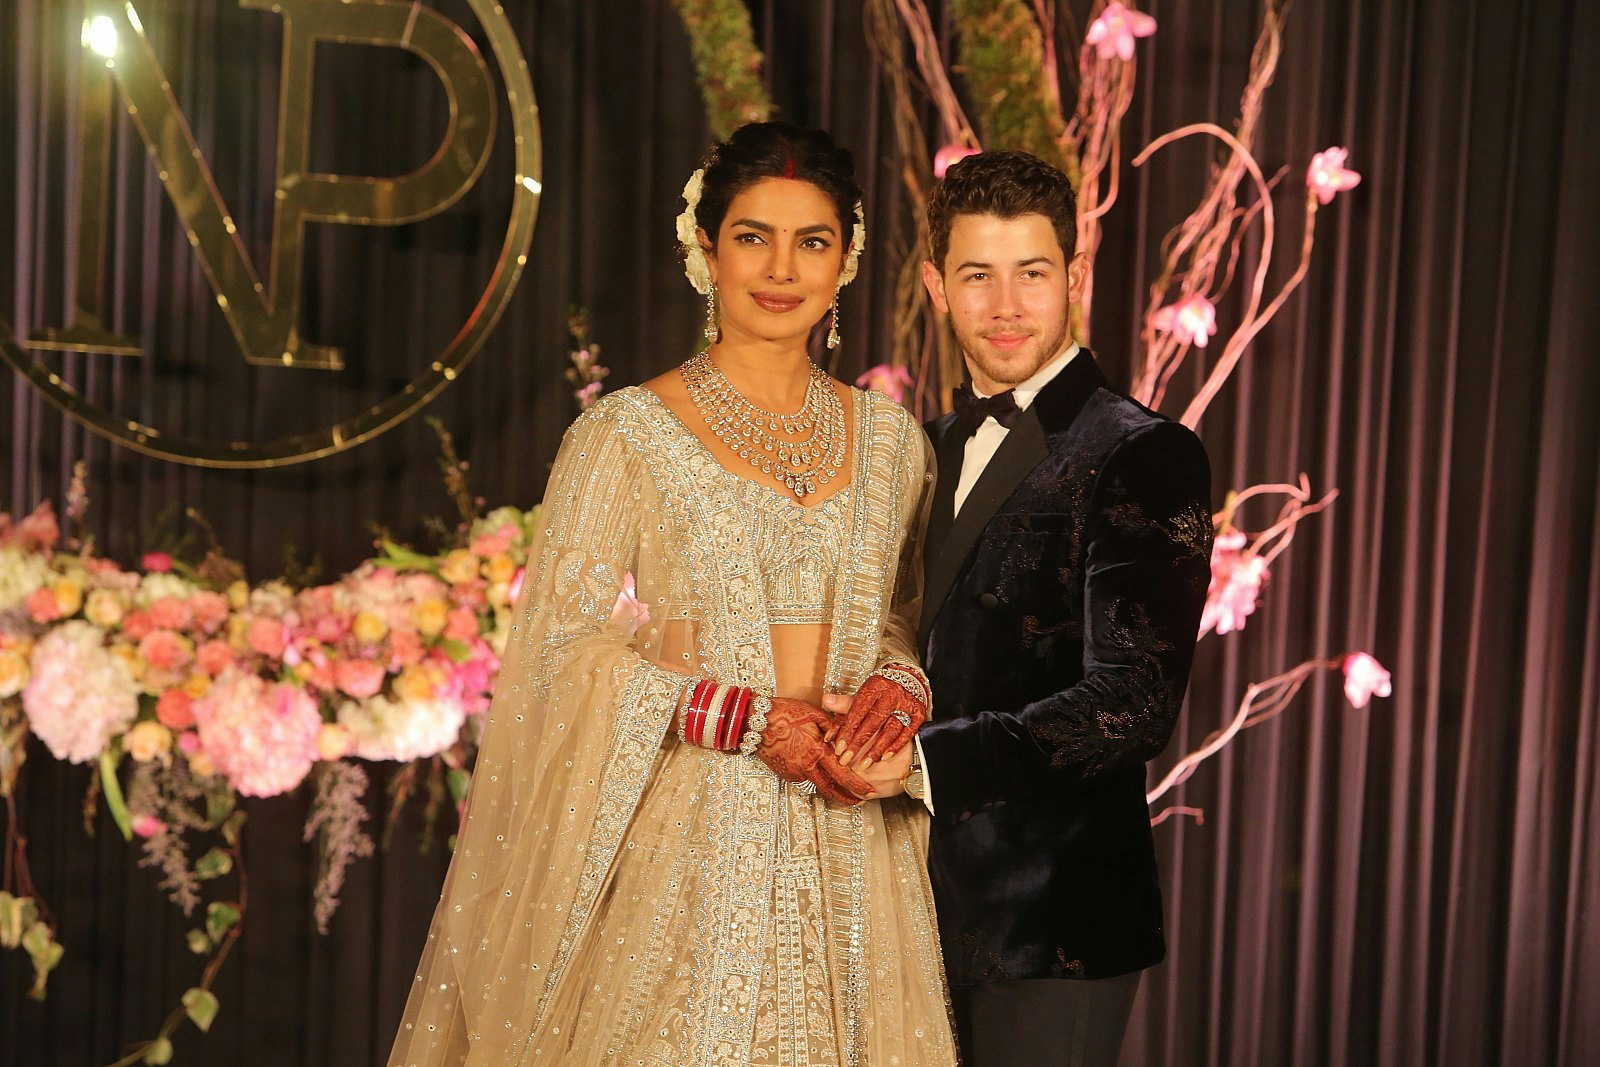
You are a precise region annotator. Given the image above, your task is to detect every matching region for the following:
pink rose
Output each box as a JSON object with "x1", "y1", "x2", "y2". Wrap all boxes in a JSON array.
[
  {"x1": 121, "y1": 610, "x2": 156, "y2": 641},
  {"x1": 187, "y1": 592, "x2": 231, "y2": 635},
  {"x1": 139, "y1": 629, "x2": 191, "y2": 672},
  {"x1": 148, "y1": 596, "x2": 192, "y2": 631},
  {"x1": 156, "y1": 690, "x2": 197, "y2": 730},
  {"x1": 444, "y1": 607, "x2": 481, "y2": 643},
  {"x1": 247, "y1": 617, "x2": 287, "y2": 659},
  {"x1": 26, "y1": 586, "x2": 62, "y2": 624},
  {"x1": 1342, "y1": 652, "x2": 1392, "y2": 708},
  {"x1": 334, "y1": 658, "x2": 388, "y2": 700},
  {"x1": 313, "y1": 612, "x2": 351, "y2": 644},
  {"x1": 13, "y1": 503, "x2": 61, "y2": 552},
  {"x1": 470, "y1": 528, "x2": 514, "y2": 557},
  {"x1": 508, "y1": 566, "x2": 527, "y2": 604},
  {"x1": 389, "y1": 629, "x2": 425, "y2": 669},
  {"x1": 177, "y1": 731, "x2": 202, "y2": 754},
  {"x1": 196, "y1": 639, "x2": 236, "y2": 676},
  {"x1": 141, "y1": 552, "x2": 174, "y2": 573}
]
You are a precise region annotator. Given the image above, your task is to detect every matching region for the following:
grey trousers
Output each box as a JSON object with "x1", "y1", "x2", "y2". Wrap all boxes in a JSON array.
[{"x1": 949, "y1": 972, "x2": 1142, "y2": 1067}]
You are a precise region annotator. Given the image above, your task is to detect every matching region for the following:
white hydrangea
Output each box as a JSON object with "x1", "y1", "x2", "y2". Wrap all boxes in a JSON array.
[
  {"x1": 0, "y1": 548, "x2": 53, "y2": 613},
  {"x1": 337, "y1": 694, "x2": 466, "y2": 763}
]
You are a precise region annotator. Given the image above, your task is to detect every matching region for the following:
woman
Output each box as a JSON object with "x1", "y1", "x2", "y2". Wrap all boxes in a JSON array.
[{"x1": 390, "y1": 122, "x2": 957, "y2": 1066}]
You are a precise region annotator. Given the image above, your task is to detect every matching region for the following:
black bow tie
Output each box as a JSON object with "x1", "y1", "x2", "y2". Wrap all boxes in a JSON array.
[{"x1": 951, "y1": 383, "x2": 1022, "y2": 438}]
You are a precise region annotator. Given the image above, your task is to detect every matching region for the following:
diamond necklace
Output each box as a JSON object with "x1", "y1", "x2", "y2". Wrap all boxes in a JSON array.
[{"x1": 682, "y1": 353, "x2": 847, "y2": 501}]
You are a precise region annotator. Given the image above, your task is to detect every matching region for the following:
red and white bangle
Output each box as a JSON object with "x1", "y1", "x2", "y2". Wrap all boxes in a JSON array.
[
  {"x1": 676, "y1": 679, "x2": 769, "y2": 754},
  {"x1": 872, "y1": 662, "x2": 931, "y2": 708}
]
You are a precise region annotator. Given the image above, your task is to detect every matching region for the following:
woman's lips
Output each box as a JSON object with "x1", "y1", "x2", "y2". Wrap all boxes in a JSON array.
[{"x1": 751, "y1": 291, "x2": 805, "y2": 314}]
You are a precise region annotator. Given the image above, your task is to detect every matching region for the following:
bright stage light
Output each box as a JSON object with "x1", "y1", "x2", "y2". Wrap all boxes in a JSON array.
[{"x1": 84, "y1": 15, "x2": 119, "y2": 59}]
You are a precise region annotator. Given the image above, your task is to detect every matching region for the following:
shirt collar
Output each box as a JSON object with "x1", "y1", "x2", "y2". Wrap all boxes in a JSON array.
[{"x1": 972, "y1": 342, "x2": 1080, "y2": 411}]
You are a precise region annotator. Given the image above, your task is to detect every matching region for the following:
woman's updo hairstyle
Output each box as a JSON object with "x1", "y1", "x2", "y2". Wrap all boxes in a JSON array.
[{"x1": 694, "y1": 121, "x2": 861, "y2": 247}]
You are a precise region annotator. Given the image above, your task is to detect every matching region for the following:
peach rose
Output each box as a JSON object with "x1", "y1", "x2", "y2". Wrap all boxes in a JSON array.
[
  {"x1": 440, "y1": 549, "x2": 480, "y2": 586},
  {"x1": 411, "y1": 598, "x2": 450, "y2": 638},
  {"x1": 0, "y1": 648, "x2": 30, "y2": 699},
  {"x1": 124, "y1": 720, "x2": 173, "y2": 763},
  {"x1": 156, "y1": 690, "x2": 196, "y2": 730},
  {"x1": 335, "y1": 658, "x2": 387, "y2": 700},
  {"x1": 317, "y1": 722, "x2": 355, "y2": 761},
  {"x1": 352, "y1": 611, "x2": 388, "y2": 644},
  {"x1": 85, "y1": 589, "x2": 128, "y2": 628}
]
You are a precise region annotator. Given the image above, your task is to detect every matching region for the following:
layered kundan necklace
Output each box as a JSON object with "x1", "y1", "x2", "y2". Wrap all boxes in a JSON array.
[{"x1": 682, "y1": 352, "x2": 847, "y2": 502}]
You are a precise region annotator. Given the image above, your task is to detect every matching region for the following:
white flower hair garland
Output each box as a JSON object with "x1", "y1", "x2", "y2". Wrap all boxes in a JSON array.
[{"x1": 676, "y1": 167, "x2": 866, "y2": 295}]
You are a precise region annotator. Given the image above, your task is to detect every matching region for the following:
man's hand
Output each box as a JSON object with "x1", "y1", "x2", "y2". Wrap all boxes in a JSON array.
[
  {"x1": 822, "y1": 674, "x2": 927, "y2": 769},
  {"x1": 755, "y1": 697, "x2": 876, "y2": 806},
  {"x1": 852, "y1": 742, "x2": 914, "y2": 799}
]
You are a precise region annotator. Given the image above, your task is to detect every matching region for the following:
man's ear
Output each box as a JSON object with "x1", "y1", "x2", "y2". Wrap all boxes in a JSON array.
[
  {"x1": 921, "y1": 259, "x2": 950, "y2": 315},
  {"x1": 698, "y1": 227, "x2": 717, "y2": 285},
  {"x1": 1066, "y1": 251, "x2": 1091, "y2": 304}
]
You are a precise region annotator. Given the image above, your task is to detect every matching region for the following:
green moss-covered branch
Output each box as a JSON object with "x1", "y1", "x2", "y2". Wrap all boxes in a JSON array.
[
  {"x1": 672, "y1": 0, "x2": 773, "y2": 140},
  {"x1": 951, "y1": 0, "x2": 1079, "y2": 183}
]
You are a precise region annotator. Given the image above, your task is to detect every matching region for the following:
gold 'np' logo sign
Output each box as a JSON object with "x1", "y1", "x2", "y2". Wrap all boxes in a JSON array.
[{"x1": 0, "y1": 0, "x2": 540, "y2": 467}]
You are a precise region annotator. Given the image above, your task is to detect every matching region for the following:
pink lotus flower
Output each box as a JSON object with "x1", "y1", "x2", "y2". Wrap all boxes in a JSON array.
[
  {"x1": 25, "y1": 586, "x2": 62, "y2": 624},
  {"x1": 334, "y1": 658, "x2": 388, "y2": 700},
  {"x1": 1307, "y1": 147, "x2": 1361, "y2": 205},
  {"x1": 196, "y1": 639, "x2": 236, "y2": 677},
  {"x1": 132, "y1": 814, "x2": 167, "y2": 839},
  {"x1": 141, "y1": 551, "x2": 174, "y2": 573},
  {"x1": 933, "y1": 144, "x2": 981, "y2": 180},
  {"x1": 156, "y1": 690, "x2": 197, "y2": 730},
  {"x1": 247, "y1": 617, "x2": 287, "y2": 659},
  {"x1": 1342, "y1": 652, "x2": 1392, "y2": 708},
  {"x1": 855, "y1": 364, "x2": 916, "y2": 405},
  {"x1": 138, "y1": 629, "x2": 191, "y2": 672},
  {"x1": 1086, "y1": 2, "x2": 1156, "y2": 61},
  {"x1": 1151, "y1": 293, "x2": 1218, "y2": 348}
]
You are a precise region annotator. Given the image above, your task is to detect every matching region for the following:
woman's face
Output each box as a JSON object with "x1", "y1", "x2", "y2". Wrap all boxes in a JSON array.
[{"x1": 702, "y1": 178, "x2": 846, "y2": 346}]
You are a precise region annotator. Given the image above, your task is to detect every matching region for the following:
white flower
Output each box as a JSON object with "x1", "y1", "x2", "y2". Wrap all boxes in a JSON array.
[
  {"x1": 838, "y1": 201, "x2": 867, "y2": 287},
  {"x1": 337, "y1": 694, "x2": 467, "y2": 762},
  {"x1": 136, "y1": 571, "x2": 196, "y2": 607},
  {"x1": 677, "y1": 168, "x2": 714, "y2": 296},
  {"x1": 22, "y1": 621, "x2": 140, "y2": 763},
  {"x1": 0, "y1": 547, "x2": 53, "y2": 613}
]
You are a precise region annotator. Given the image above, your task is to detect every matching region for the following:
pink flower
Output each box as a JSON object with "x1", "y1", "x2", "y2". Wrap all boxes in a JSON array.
[
  {"x1": 10, "y1": 503, "x2": 61, "y2": 552},
  {"x1": 1151, "y1": 293, "x2": 1218, "y2": 348},
  {"x1": 507, "y1": 566, "x2": 527, "y2": 605},
  {"x1": 192, "y1": 672, "x2": 322, "y2": 797},
  {"x1": 609, "y1": 572, "x2": 651, "y2": 635},
  {"x1": 141, "y1": 551, "x2": 175, "y2": 573},
  {"x1": 1086, "y1": 2, "x2": 1156, "y2": 61},
  {"x1": 1200, "y1": 534, "x2": 1268, "y2": 637},
  {"x1": 334, "y1": 658, "x2": 388, "y2": 700},
  {"x1": 120, "y1": 610, "x2": 156, "y2": 640},
  {"x1": 1307, "y1": 147, "x2": 1361, "y2": 205},
  {"x1": 388, "y1": 629, "x2": 425, "y2": 669},
  {"x1": 196, "y1": 639, "x2": 236, "y2": 676},
  {"x1": 576, "y1": 381, "x2": 604, "y2": 409},
  {"x1": 139, "y1": 630, "x2": 191, "y2": 672},
  {"x1": 313, "y1": 612, "x2": 351, "y2": 644},
  {"x1": 187, "y1": 592, "x2": 230, "y2": 635},
  {"x1": 22, "y1": 621, "x2": 140, "y2": 763},
  {"x1": 25, "y1": 586, "x2": 62, "y2": 624},
  {"x1": 148, "y1": 595, "x2": 192, "y2": 631},
  {"x1": 247, "y1": 616, "x2": 287, "y2": 659},
  {"x1": 1342, "y1": 652, "x2": 1392, "y2": 708},
  {"x1": 132, "y1": 814, "x2": 167, "y2": 839},
  {"x1": 177, "y1": 730, "x2": 202, "y2": 755},
  {"x1": 469, "y1": 524, "x2": 517, "y2": 558},
  {"x1": 156, "y1": 690, "x2": 197, "y2": 730},
  {"x1": 444, "y1": 607, "x2": 481, "y2": 643},
  {"x1": 933, "y1": 144, "x2": 980, "y2": 180},
  {"x1": 855, "y1": 364, "x2": 916, "y2": 405}
]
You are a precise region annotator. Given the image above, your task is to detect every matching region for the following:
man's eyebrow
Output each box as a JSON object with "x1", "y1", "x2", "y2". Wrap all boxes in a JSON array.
[{"x1": 954, "y1": 256, "x2": 1056, "y2": 271}]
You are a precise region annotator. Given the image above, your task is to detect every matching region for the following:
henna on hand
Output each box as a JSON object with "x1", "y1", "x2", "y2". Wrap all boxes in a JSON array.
[
  {"x1": 829, "y1": 674, "x2": 929, "y2": 768},
  {"x1": 756, "y1": 698, "x2": 875, "y2": 806}
]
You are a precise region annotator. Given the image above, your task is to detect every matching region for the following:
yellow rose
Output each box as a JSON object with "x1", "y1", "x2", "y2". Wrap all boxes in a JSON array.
[
  {"x1": 485, "y1": 554, "x2": 517, "y2": 585},
  {"x1": 317, "y1": 722, "x2": 354, "y2": 761},
  {"x1": 186, "y1": 749, "x2": 217, "y2": 778},
  {"x1": 352, "y1": 610, "x2": 388, "y2": 643},
  {"x1": 182, "y1": 672, "x2": 211, "y2": 699},
  {"x1": 85, "y1": 588, "x2": 128, "y2": 627},
  {"x1": 395, "y1": 662, "x2": 444, "y2": 702},
  {"x1": 411, "y1": 597, "x2": 449, "y2": 638},
  {"x1": 226, "y1": 579, "x2": 251, "y2": 611},
  {"x1": 440, "y1": 549, "x2": 480, "y2": 586},
  {"x1": 110, "y1": 644, "x2": 146, "y2": 681},
  {"x1": 51, "y1": 579, "x2": 84, "y2": 618},
  {"x1": 0, "y1": 649, "x2": 29, "y2": 699},
  {"x1": 124, "y1": 721, "x2": 173, "y2": 763}
]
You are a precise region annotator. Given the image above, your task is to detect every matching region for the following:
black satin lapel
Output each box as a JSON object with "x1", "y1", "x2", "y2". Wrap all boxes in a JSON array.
[
  {"x1": 919, "y1": 423, "x2": 967, "y2": 641},
  {"x1": 920, "y1": 410, "x2": 1049, "y2": 639}
]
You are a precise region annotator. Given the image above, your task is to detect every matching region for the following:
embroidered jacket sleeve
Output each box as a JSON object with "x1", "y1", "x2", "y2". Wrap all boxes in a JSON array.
[{"x1": 918, "y1": 421, "x2": 1212, "y2": 814}]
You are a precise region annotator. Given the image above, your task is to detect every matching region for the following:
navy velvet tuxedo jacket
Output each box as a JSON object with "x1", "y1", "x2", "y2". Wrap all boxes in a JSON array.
[{"x1": 917, "y1": 351, "x2": 1212, "y2": 985}]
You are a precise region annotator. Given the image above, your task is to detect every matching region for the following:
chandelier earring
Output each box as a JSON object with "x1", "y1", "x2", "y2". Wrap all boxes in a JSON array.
[
  {"x1": 704, "y1": 283, "x2": 721, "y2": 344},
  {"x1": 826, "y1": 288, "x2": 842, "y2": 350}
]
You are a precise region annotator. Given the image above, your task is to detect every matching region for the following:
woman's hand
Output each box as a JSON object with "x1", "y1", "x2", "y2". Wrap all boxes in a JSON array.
[
  {"x1": 822, "y1": 672, "x2": 928, "y2": 769},
  {"x1": 756, "y1": 697, "x2": 876, "y2": 806}
]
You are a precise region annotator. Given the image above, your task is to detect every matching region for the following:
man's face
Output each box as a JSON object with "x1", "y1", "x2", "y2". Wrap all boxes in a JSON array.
[{"x1": 922, "y1": 212, "x2": 1087, "y2": 394}]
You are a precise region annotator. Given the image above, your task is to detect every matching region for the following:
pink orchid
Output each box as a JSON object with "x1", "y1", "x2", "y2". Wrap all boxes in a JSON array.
[
  {"x1": 1342, "y1": 652, "x2": 1392, "y2": 708},
  {"x1": 141, "y1": 551, "x2": 174, "y2": 573},
  {"x1": 335, "y1": 658, "x2": 388, "y2": 700},
  {"x1": 1151, "y1": 293, "x2": 1218, "y2": 348},
  {"x1": 1307, "y1": 147, "x2": 1361, "y2": 205},
  {"x1": 1086, "y1": 2, "x2": 1156, "y2": 61},
  {"x1": 855, "y1": 364, "x2": 916, "y2": 405},
  {"x1": 933, "y1": 144, "x2": 981, "y2": 179},
  {"x1": 132, "y1": 814, "x2": 167, "y2": 839}
]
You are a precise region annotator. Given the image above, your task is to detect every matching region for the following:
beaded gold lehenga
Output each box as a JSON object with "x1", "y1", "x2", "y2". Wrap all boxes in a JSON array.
[{"x1": 389, "y1": 383, "x2": 959, "y2": 1066}]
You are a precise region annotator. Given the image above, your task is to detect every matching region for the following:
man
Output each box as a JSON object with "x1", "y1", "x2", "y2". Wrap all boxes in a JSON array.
[{"x1": 910, "y1": 150, "x2": 1212, "y2": 1065}]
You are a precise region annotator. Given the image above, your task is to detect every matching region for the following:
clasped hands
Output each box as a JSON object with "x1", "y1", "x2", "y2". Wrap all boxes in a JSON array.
[{"x1": 754, "y1": 674, "x2": 927, "y2": 806}]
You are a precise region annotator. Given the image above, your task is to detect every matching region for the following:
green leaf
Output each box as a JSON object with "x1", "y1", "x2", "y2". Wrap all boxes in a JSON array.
[
  {"x1": 21, "y1": 920, "x2": 53, "y2": 958},
  {"x1": 205, "y1": 786, "x2": 236, "y2": 827},
  {"x1": 205, "y1": 902, "x2": 240, "y2": 943},
  {"x1": 142, "y1": 1036, "x2": 174, "y2": 1065},
  {"x1": 374, "y1": 539, "x2": 440, "y2": 573},
  {"x1": 23, "y1": 922, "x2": 63, "y2": 1001},
  {"x1": 439, "y1": 638, "x2": 471, "y2": 664},
  {"x1": 98, "y1": 748, "x2": 132, "y2": 840},
  {"x1": 0, "y1": 891, "x2": 38, "y2": 949},
  {"x1": 186, "y1": 928, "x2": 211, "y2": 955},
  {"x1": 220, "y1": 810, "x2": 247, "y2": 847},
  {"x1": 194, "y1": 847, "x2": 233, "y2": 880},
  {"x1": 445, "y1": 768, "x2": 471, "y2": 806},
  {"x1": 182, "y1": 987, "x2": 220, "y2": 1033}
]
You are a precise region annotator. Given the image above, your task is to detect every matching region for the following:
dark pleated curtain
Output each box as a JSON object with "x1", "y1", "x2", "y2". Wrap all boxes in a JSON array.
[{"x1": 2, "y1": 0, "x2": 1596, "y2": 1064}]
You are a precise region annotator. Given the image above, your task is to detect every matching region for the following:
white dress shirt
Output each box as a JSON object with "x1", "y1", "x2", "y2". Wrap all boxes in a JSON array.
[
  {"x1": 953, "y1": 342, "x2": 1081, "y2": 515},
  {"x1": 913, "y1": 342, "x2": 1082, "y2": 816}
]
